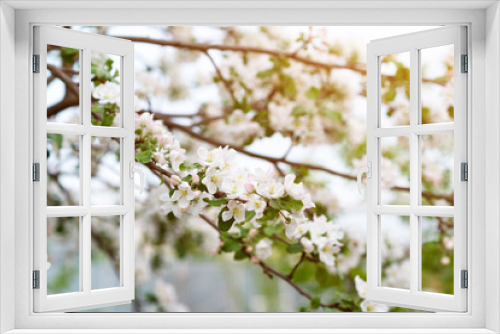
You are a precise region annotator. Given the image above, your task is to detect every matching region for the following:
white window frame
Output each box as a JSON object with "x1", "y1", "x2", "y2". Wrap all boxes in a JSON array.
[
  {"x1": 33, "y1": 25, "x2": 136, "y2": 312},
  {"x1": 0, "y1": 2, "x2": 499, "y2": 333},
  {"x1": 365, "y1": 26, "x2": 467, "y2": 312}
]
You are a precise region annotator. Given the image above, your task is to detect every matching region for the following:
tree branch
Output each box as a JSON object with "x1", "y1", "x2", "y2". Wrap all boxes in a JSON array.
[
  {"x1": 145, "y1": 110, "x2": 454, "y2": 203},
  {"x1": 112, "y1": 35, "x2": 445, "y2": 86}
]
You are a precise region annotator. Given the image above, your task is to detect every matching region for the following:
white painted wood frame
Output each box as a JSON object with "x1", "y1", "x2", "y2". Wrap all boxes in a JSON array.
[
  {"x1": 32, "y1": 26, "x2": 135, "y2": 312},
  {"x1": 0, "y1": 2, "x2": 495, "y2": 333},
  {"x1": 366, "y1": 26, "x2": 467, "y2": 312}
]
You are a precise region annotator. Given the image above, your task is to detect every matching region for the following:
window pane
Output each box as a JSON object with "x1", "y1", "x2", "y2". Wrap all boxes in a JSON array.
[
  {"x1": 47, "y1": 134, "x2": 80, "y2": 206},
  {"x1": 47, "y1": 216, "x2": 80, "y2": 295},
  {"x1": 380, "y1": 136, "x2": 410, "y2": 205},
  {"x1": 91, "y1": 137, "x2": 121, "y2": 206},
  {"x1": 421, "y1": 133, "x2": 454, "y2": 206},
  {"x1": 421, "y1": 216, "x2": 454, "y2": 294},
  {"x1": 380, "y1": 51, "x2": 410, "y2": 128},
  {"x1": 380, "y1": 215, "x2": 410, "y2": 290},
  {"x1": 47, "y1": 45, "x2": 81, "y2": 124},
  {"x1": 91, "y1": 51, "x2": 121, "y2": 127},
  {"x1": 420, "y1": 45, "x2": 454, "y2": 124},
  {"x1": 91, "y1": 215, "x2": 121, "y2": 290}
]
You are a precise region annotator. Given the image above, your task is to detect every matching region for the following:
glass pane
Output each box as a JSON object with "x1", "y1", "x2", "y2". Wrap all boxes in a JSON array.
[
  {"x1": 91, "y1": 51, "x2": 121, "y2": 127},
  {"x1": 421, "y1": 133, "x2": 454, "y2": 206},
  {"x1": 91, "y1": 137, "x2": 121, "y2": 206},
  {"x1": 380, "y1": 51, "x2": 410, "y2": 128},
  {"x1": 47, "y1": 134, "x2": 80, "y2": 206},
  {"x1": 420, "y1": 44, "x2": 454, "y2": 124},
  {"x1": 91, "y1": 215, "x2": 121, "y2": 290},
  {"x1": 421, "y1": 216, "x2": 454, "y2": 294},
  {"x1": 47, "y1": 45, "x2": 81, "y2": 124},
  {"x1": 380, "y1": 215, "x2": 410, "y2": 290},
  {"x1": 380, "y1": 136, "x2": 410, "y2": 205},
  {"x1": 47, "y1": 216, "x2": 80, "y2": 295}
]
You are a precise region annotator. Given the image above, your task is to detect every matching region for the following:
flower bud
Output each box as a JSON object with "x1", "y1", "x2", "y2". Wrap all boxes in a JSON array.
[
  {"x1": 193, "y1": 190, "x2": 202, "y2": 199},
  {"x1": 170, "y1": 175, "x2": 181, "y2": 186},
  {"x1": 192, "y1": 173, "x2": 200, "y2": 184},
  {"x1": 249, "y1": 229, "x2": 258, "y2": 238},
  {"x1": 219, "y1": 241, "x2": 225, "y2": 247},
  {"x1": 441, "y1": 256, "x2": 450, "y2": 265},
  {"x1": 178, "y1": 206, "x2": 190, "y2": 213},
  {"x1": 245, "y1": 182, "x2": 255, "y2": 193},
  {"x1": 245, "y1": 245, "x2": 253, "y2": 253},
  {"x1": 250, "y1": 256, "x2": 260, "y2": 264}
]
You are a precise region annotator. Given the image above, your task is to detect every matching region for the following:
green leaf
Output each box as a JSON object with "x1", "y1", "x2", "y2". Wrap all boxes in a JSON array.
[
  {"x1": 233, "y1": 250, "x2": 247, "y2": 261},
  {"x1": 48, "y1": 133, "x2": 63, "y2": 149},
  {"x1": 179, "y1": 163, "x2": 189, "y2": 171},
  {"x1": 310, "y1": 297, "x2": 321, "y2": 310},
  {"x1": 244, "y1": 210, "x2": 256, "y2": 223},
  {"x1": 305, "y1": 86, "x2": 321, "y2": 100},
  {"x1": 135, "y1": 150, "x2": 152, "y2": 163},
  {"x1": 263, "y1": 223, "x2": 283, "y2": 237},
  {"x1": 101, "y1": 112, "x2": 115, "y2": 127},
  {"x1": 286, "y1": 242, "x2": 304, "y2": 254},
  {"x1": 299, "y1": 306, "x2": 310, "y2": 312},
  {"x1": 203, "y1": 198, "x2": 228, "y2": 207},
  {"x1": 220, "y1": 233, "x2": 242, "y2": 252},
  {"x1": 315, "y1": 266, "x2": 328, "y2": 285},
  {"x1": 169, "y1": 188, "x2": 175, "y2": 198},
  {"x1": 281, "y1": 74, "x2": 297, "y2": 99},
  {"x1": 291, "y1": 105, "x2": 307, "y2": 117},
  {"x1": 183, "y1": 174, "x2": 193, "y2": 183},
  {"x1": 256, "y1": 69, "x2": 274, "y2": 79}
]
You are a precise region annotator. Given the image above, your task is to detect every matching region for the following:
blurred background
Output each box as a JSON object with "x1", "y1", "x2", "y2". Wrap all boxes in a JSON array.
[{"x1": 45, "y1": 26, "x2": 455, "y2": 312}]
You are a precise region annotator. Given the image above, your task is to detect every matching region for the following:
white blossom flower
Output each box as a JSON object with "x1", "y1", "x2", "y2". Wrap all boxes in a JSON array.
[
  {"x1": 284, "y1": 174, "x2": 307, "y2": 200},
  {"x1": 220, "y1": 177, "x2": 245, "y2": 199},
  {"x1": 255, "y1": 237, "x2": 273, "y2": 260},
  {"x1": 201, "y1": 167, "x2": 222, "y2": 194},
  {"x1": 285, "y1": 222, "x2": 309, "y2": 240},
  {"x1": 360, "y1": 300, "x2": 389, "y2": 312},
  {"x1": 316, "y1": 237, "x2": 337, "y2": 267},
  {"x1": 222, "y1": 200, "x2": 246, "y2": 223},
  {"x1": 443, "y1": 236, "x2": 454, "y2": 250},
  {"x1": 300, "y1": 237, "x2": 314, "y2": 253},
  {"x1": 171, "y1": 182, "x2": 194, "y2": 209},
  {"x1": 93, "y1": 81, "x2": 120, "y2": 105},
  {"x1": 257, "y1": 181, "x2": 285, "y2": 199},
  {"x1": 355, "y1": 275, "x2": 367, "y2": 299},
  {"x1": 245, "y1": 194, "x2": 267, "y2": 214}
]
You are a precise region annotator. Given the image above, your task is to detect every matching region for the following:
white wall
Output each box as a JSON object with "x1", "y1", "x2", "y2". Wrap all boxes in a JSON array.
[
  {"x1": 0, "y1": 2, "x2": 16, "y2": 333},
  {"x1": 485, "y1": 2, "x2": 500, "y2": 333}
]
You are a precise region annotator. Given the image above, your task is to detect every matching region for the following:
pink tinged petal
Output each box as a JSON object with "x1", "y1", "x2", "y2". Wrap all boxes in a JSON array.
[{"x1": 222, "y1": 210, "x2": 233, "y2": 222}]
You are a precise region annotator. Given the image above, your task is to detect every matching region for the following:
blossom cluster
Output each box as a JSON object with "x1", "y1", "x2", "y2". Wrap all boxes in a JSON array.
[{"x1": 132, "y1": 114, "x2": 345, "y2": 268}]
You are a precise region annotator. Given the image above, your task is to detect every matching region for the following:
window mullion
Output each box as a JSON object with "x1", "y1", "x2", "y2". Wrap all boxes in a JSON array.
[
  {"x1": 409, "y1": 47, "x2": 420, "y2": 294},
  {"x1": 81, "y1": 47, "x2": 92, "y2": 294}
]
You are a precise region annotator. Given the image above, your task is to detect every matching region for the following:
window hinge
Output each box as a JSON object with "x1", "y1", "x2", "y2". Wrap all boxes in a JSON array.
[
  {"x1": 461, "y1": 270, "x2": 468, "y2": 289},
  {"x1": 461, "y1": 54, "x2": 468, "y2": 73},
  {"x1": 33, "y1": 163, "x2": 40, "y2": 182},
  {"x1": 33, "y1": 54, "x2": 40, "y2": 73},
  {"x1": 461, "y1": 162, "x2": 468, "y2": 181},
  {"x1": 33, "y1": 270, "x2": 40, "y2": 289}
]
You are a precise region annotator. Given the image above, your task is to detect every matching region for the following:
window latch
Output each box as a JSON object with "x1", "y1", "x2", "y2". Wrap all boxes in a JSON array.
[
  {"x1": 356, "y1": 161, "x2": 372, "y2": 194},
  {"x1": 130, "y1": 161, "x2": 145, "y2": 194}
]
